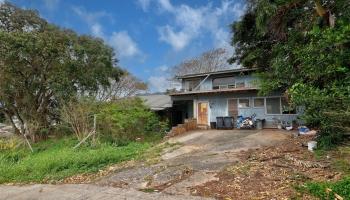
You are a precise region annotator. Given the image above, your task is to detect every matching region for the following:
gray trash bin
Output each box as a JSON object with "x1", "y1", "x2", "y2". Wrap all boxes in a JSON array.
[{"x1": 256, "y1": 119, "x2": 263, "y2": 130}]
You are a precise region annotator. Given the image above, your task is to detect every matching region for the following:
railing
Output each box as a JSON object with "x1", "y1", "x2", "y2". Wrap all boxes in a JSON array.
[{"x1": 171, "y1": 84, "x2": 258, "y2": 94}]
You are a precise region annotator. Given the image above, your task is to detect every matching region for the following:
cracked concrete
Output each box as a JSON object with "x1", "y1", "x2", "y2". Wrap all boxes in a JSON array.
[
  {"x1": 97, "y1": 129, "x2": 289, "y2": 196},
  {"x1": 1, "y1": 129, "x2": 290, "y2": 199}
]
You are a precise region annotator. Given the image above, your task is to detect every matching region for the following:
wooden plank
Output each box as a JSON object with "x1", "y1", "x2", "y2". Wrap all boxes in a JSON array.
[{"x1": 228, "y1": 99, "x2": 238, "y2": 117}]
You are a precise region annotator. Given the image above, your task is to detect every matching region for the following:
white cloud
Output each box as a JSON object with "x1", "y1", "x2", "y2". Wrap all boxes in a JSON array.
[
  {"x1": 110, "y1": 31, "x2": 141, "y2": 58},
  {"x1": 154, "y1": 0, "x2": 245, "y2": 51},
  {"x1": 72, "y1": 6, "x2": 111, "y2": 38},
  {"x1": 157, "y1": 65, "x2": 169, "y2": 72},
  {"x1": 158, "y1": 26, "x2": 191, "y2": 51},
  {"x1": 148, "y1": 75, "x2": 180, "y2": 92},
  {"x1": 91, "y1": 23, "x2": 104, "y2": 38},
  {"x1": 158, "y1": 0, "x2": 174, "y2": 12},
  {"x1": 72, "y1": 6, "x2": 142, "y2": 59},
  {"x1": 43, "y1": 0, "x2": 60, "y2": 11},
  {"x1": 137, "y1": 0, "x2": 151, "y2": 11}
]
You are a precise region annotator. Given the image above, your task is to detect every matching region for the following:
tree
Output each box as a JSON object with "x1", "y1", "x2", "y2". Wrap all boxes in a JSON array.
[
  {"x1": 95, "y1": 71, "x2": 147, "y2": 101},
  {"x1": 230, "y1": 0, "x2": 350, "y2": 148},
  {"x1": 0, "y1": 3, "x2": 122, "y2": 142},
  {"x1": 173, "y1": 48, "x2": 232, "y2": 76}
]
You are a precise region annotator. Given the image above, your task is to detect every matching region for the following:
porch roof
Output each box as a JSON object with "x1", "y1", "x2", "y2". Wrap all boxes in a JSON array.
[{"x1": 138, "y1": 94, "x2": 172, "y2": 111}]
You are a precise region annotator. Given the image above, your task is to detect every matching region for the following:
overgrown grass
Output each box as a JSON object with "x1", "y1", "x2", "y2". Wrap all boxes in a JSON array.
[
  {"x1": 297, "y1": 177, "x2": 350, "y2": 200},
  {"x1": 0, "y1": 137, "x2": 153, "y2": 184}
]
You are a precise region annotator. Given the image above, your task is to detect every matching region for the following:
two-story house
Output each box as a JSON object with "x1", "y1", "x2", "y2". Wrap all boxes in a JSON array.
[{"x1": 170, "y1": 68, "x2": 301, "y2": 128}]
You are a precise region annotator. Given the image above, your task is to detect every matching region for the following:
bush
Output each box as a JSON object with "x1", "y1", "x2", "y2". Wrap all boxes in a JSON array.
[
  {"x1": 97, "y1": 98, "x2": 167, "y2": 145},
  {"x1": 0, "y1": 112, "x2": 5, "y2": 123},
  {"x1": 0, "y1": 137, "x2": 23, "y2": 151},
  {"x1": 301, "y1": 176, "x2": 350, "y2": 200}
]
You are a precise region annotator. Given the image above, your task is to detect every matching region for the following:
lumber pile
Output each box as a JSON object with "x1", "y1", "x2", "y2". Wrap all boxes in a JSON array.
[{"x1": 167, "y1": 119, "x2": 197, "y2": 137}]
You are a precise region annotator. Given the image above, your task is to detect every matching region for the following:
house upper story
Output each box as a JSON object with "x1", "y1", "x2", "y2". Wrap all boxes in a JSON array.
[{"x1": 171, "y1": 68, "x2": 259, "y2": 96}]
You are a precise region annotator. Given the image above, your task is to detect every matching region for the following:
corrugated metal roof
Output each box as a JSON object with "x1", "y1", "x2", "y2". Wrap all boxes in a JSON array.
[{"x1": 138, "y1": 94, "x2": 172, "y2": 111}]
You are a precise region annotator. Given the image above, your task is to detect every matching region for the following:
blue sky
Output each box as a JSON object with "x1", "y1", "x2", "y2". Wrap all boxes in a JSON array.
[{"x1": 7, "y1": 0, "x2": 246, "y2": 92}]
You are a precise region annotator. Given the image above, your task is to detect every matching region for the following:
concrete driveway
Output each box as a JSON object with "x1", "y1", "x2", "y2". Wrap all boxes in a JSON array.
[{"x1": 0, "y1": 129, "x2": 290, "y2": 200}]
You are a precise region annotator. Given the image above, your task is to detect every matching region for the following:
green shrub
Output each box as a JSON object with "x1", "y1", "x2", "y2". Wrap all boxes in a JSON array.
[
  {"x1": 0, "y1": 112, "x2": 5, "y2": 123},
  {"x1": 0, "y1": 137, "x2": 23, "y2": 151},
  {"x1": 301, "y1": 176, "x2": 350, "y2": 200},
  {"x1": 97, "y1": 98, "x2": 167, "y2": 145}
]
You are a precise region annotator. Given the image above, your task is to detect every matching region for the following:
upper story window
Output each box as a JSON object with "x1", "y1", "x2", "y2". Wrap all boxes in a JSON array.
[
  {"x1": 212, "y1": 77, "x2": 235, "y2": 90},
  {"x1": 235, "y1": 81, "x2": 245, "y2": 88},
  {"x1": 185, "y1": 79, "x2": 201, "y2": 91}
]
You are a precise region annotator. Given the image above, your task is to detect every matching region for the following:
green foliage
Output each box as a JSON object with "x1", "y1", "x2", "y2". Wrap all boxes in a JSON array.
[
  {"x1": 0, "y1": 137, "x2": 23, "y2": 151},
  {"x1": 0, "y1": 3, "x2": 122, "y2": 140},
  {"x1": 298, "y1": 176, "x2": 350, "y2": 199},
  {"x1": 0, "y1": 112, "x2": 5, "y2": 123},
  {"x1": 97, "y1": 98, "x2": 168, "y2": 145},
  {"x1": 231, "y1": 0, "x2": 350, "y2": 148},
  {"x1": 0, "y1": 137, "x2": 151, "y2": 183}
]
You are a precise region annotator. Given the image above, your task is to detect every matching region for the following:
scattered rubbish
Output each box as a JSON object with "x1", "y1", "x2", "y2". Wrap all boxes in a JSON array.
[
  {"x1": 237, "y1": 114, "x2": 256, "y2": 129},
  {"x1": 285, "y1": 126, "x2": 293, "y2": 131},
  {"x1": 305, "y1": 130, "x2": 317, "y2": 135},
  {"x1": 298, "y1": 126, "x2": 310, "y2": 134},
  {"x1": 308, "y1": 141, "x2": 317, "y2": 152},
  {"x1": 273, "y1": 118, "x2": 292, "y2": 130}
]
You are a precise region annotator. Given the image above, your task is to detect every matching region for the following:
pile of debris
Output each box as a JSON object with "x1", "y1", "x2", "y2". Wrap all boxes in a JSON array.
[
  {"x1": 167, "y1": 119, "x2": 197, "y2": 137},
  {"x1": 0, "y1": 123, "x2": 13, "y2": 138},
  {"x1": 191, "y1": 135, "x2": 342, "y2": 199}
]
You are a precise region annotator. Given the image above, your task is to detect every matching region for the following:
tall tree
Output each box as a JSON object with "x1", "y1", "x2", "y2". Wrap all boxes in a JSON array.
[
  {"x1": 230, "y1": 0, "x2": 350, "y2": 147},
  {"x1": 173, "y1": 48, "x2": 232, "y2": 76},
  {"x1": 0, "y1": 3, "x2": 122, "y2": 141},
  {"x1": 95, "y1": 71, "x2": 148, "y2": 101}
]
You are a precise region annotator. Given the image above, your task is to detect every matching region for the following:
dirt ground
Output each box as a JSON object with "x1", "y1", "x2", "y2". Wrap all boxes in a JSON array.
[
  {"x1": 191, "y1": 135, "x2": 343, "y2": 200},
  {"x1": 2, "y1": 129, "x2": 340, "y2": 200},
  {"x1": 95, "y1": 129, "x2": 292, "y2": 196}
]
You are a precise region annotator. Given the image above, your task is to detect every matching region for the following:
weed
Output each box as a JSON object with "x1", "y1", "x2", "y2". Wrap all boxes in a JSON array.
[{"x1": 0, "y1": 137, "x2": 152, "y2": 183}]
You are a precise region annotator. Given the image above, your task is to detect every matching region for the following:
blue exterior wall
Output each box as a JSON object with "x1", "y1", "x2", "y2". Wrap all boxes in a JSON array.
[
  {"x1": 174, "y1": 73, "x2": 302, "y2": 128},
  {"x1": 193, "y1": 92, "x2": 300, "y2": 128},
  {"x1": 172, "y1": 93, "x2": 301, "y2": 128},
  {"x1": 183, "y1": 74, "x2": 258, "y2": 91}
]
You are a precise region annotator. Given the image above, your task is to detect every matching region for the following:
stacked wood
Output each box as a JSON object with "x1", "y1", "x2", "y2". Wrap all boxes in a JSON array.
[
  {"x1": 184, "y1": 119, "x2": 197, "y2": 131},
  {"x1": 167, "y1": 118, "x2": 198, "y2": 137}
]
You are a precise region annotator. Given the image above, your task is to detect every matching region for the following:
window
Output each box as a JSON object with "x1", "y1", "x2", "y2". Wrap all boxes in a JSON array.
[
  {"x1": 235, "y1": 81, "x2": 245, "y2": 88},
  {"x1": 212, "y1": 77, "x2": 235, "y2": 90},
  {"x1": 219, "y1": 85, "x2": 228, "y2": 89},
  {"x1": 238, "y1": 99, "x2": 250, "y2": 108},
  {"x1": 281, "y1": 97, "x2": 296, "y2": 114},
  {"x1": 187, "y1": 79, "x2": 200, "y2": 91},
  {"x1": 254, "y1": 98, "x2": 265, "y2": 107},
  {"x1": 266, "y1": 97, "x2": 281, "y2": 114},
  {"x1": 228, "y1": 84, "x2": 235, "y2": 88}
]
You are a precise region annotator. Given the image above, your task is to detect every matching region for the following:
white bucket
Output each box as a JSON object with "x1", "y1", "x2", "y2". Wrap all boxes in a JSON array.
[{"x1": 308, "y1": 141, "x2": 317, "y2": 151}]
